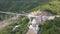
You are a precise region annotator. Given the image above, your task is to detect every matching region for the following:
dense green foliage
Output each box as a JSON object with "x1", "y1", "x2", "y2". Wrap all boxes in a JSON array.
[
  {"x1": 39, "y1": 17, "x2": 60, "y2": 34},
  {"x1": 0, "y1": 0, "x2": 51, "y2": 13}
]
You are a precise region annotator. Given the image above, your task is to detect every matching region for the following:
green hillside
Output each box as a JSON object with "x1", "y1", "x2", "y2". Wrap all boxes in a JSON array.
[{"x1": 0, "y1": 0, "x2": 51, "y2": 13}]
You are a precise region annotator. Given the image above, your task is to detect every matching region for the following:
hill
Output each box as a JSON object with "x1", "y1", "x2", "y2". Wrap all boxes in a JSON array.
[
  {"x1": 0, "y1": 0, "x2": 51, "y2": 13},
  {"x1": 0, "y1": 0, "x2": 60, "y2": 34}
]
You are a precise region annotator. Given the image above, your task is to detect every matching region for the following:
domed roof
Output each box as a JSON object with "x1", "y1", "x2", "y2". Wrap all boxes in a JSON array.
[{"x1": 32, "y1": 19, "x2": 37, "y2": 24}]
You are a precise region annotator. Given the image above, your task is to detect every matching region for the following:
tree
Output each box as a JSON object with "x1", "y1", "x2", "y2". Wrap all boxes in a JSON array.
[{"x1": 40, "y1": 17, "x2": 60, "y2": 34}]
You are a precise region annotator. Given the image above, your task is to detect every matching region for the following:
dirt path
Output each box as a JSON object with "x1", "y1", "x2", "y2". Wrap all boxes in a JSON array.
[{"x1": 0, "y1": 16, "x2": 19, "y2": 29}]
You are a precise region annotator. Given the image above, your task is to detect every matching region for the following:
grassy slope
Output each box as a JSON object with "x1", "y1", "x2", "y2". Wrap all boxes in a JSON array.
[{"x1": 39, "y1": 0, "x2": 60, "y2": 15}]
